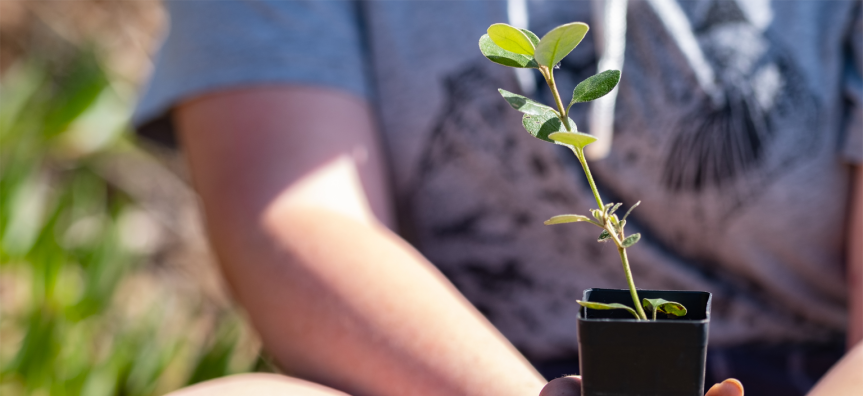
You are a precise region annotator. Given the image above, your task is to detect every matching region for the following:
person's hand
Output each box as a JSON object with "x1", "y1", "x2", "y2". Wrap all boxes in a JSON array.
[{"x1": 538, "y1": 376, "x2": 743, "y2": 396}]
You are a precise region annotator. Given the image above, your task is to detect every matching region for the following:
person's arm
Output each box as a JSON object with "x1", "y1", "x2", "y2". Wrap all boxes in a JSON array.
[
  {"x1": 807, "y1": 341, "x2": 863, "y2": 396},
  {"x1": 848, "y1": 165, "x2": 863, "y2": 348},
  {"x1": 175, "y1": 86, "x2": 546, "y2": 396}
]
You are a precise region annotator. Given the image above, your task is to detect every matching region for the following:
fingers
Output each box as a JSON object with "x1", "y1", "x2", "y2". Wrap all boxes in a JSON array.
[
  {"x1": 539, "y1": 376, "x2": 581, "y2": 396},
  {"x1": 538, "y1": 376, "x2": 742, "y2": 396},
  {"x1": 706, "y1": 378, "x2": 744, "y2": 396}
]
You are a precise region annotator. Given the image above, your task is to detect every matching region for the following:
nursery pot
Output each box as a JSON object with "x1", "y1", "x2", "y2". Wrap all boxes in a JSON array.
[{"x1": 577, "y1": 288, "x2": 712, "y2": 396}]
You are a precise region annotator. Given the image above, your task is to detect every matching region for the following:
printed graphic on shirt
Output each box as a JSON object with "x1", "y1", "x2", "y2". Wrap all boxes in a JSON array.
[
  {"x1": 662, "y1": 1, "x2": 819, "y2": 196},
  {"x1": 597, "y1": 0, "x2": 820, "y2": 223}
]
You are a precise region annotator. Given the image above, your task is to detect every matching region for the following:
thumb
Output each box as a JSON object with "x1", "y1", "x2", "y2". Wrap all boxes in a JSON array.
[{"x1": 706, "y1": 379, "x2": 744, "y2": 396}]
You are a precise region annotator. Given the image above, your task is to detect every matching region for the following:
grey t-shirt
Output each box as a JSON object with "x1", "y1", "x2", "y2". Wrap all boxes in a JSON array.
[{"x1": 135, "y1": 0, "x2": 862, "y2": 362}]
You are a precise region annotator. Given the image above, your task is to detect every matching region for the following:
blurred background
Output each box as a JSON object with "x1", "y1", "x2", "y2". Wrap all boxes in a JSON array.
[{"x1": 0, "y1": 2, "x2": 269, "y2": 395}]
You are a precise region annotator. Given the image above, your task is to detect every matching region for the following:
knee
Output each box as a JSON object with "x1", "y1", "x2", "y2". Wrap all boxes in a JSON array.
[{"x1": 165, "y1": 373, "x2": 350, "y2": 396}]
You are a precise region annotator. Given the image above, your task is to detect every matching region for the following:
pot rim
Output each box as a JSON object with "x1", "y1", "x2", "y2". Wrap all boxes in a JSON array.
[{"x1": 578, "y1": 288, "x2": 712, "y2": 323}]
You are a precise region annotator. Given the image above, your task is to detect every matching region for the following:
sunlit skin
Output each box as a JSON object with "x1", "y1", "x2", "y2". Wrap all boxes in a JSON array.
[
  {"x1": 173, "y1": 86, "x2": 544, "y2": 396},
  {"x1": 848, "y1": 166, "x2": 863, "y2": 348},
  {"x1": 807, "y1": 341, "x2": 863, "y2": 396},
  {"x1": 167, "y1": 85, "x2": 859, "y2": 396},
  {"x1": 168, "y1": 374, "x2": 748, "y2": 396}
]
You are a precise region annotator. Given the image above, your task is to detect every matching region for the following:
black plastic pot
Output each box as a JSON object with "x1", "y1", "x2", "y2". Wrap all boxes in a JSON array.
[{"x1": 577, "y1": 288, "x2": 712, "y2": 396}]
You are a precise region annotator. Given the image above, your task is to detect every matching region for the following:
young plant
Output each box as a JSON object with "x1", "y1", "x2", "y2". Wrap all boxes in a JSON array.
[{"x1": 480, "y1": 22, "x2": 686, "y2": 321}]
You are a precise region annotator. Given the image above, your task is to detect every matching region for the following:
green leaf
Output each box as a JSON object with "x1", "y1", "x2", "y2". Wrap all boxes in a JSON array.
[
  {"x1": 520, "y1": 29, "x2": 541, "y2": 47},
  {"x1": 622, "y1": 201, "x2": 640, "y2": 221},
  {"x1": 569, "y1": 70, "x2": 621, "y2": 107},
  {"x1": 535, "y1": 22, "x2": 589, "y2": 68},
  {"x1": 488, "y1": 23, "x2": 536, "y2": 56},
  {"x1": 42, "y1": 50, "x2": 109, "y2": 139},
  {"x1": 544, "y1": 214, "x2": 591, "y2": 225},
  {"x1": 642, "y1": 298, "x2": 687, "y2": 320},
  {"x1": 479, "y1": 34, "x2": 538, "y2": 69},
  {"x1": 548, "y1": 131, "x2": 597, "y2": 150},
  {"x1": 608, "y1": 203, "x2": 622, "y2": 216},
  {"x1": 591, "y1": 209, "x2": 603, "y2": 221},
  {"x1": 498, "y1": 89, "x2": 554, "y2": 116},
  {"x1": 578, "y1": 300, "x2": 640, "y2": 319},
  {"x1": 521, "y1": 108, "x2": 575, "y2": 142},
  {"x1": 621, "y1": 233, "x2": 641, "y2": 248},
  {"x1": 597, "y1": 229, "x2": 611, "y2": 242}
]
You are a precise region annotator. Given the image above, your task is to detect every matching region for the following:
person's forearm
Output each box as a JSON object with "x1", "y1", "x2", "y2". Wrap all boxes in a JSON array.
[
  {"x1": 175, "y1": 87, "x2": 545, "y2": 396},
  {"x1": 848, "y1": 165, "x2": 863, "y2": 348},
  {"x1": 214, "y1": 204, "x2": 544, "y2": 396},
  {"x1": 807, "y1": 341, "x2": 863, "y2": 396}
]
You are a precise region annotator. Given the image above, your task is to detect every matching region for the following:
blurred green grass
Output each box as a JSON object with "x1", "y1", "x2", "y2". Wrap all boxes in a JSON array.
[{"x1": 0, "y1": 33, "x2": 266, "y2": 396}]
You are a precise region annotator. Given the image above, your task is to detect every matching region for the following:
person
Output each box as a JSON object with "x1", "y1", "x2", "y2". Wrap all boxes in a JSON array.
[{"x1": 134, "y1": 1, "x2": 862, "y2": 395}]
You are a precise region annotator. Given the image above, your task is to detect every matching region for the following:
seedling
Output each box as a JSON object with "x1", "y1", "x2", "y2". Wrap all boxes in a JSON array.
[{"x1": 480, "y1": 22, "x2": 686, "y2": 320}]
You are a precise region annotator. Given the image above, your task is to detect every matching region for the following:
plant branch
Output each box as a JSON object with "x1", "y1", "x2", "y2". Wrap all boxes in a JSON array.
[
  {"x1": 542, "y1": 67, "x2": 572, "y2": 131},
  {"x1": 570, "y1": 147, "x2": 605, "y2": 212},
  {"x1": 543, "y1": 65, "x2": 647, "y2": 321}
]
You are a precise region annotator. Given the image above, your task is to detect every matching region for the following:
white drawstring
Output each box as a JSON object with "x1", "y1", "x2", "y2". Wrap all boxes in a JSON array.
[
  {"x1": 508, "y1": 0, "x2": 536, "y2": 96},
  {"x1": 587, "y1": 0, "x2": 628, "y2": 159},
  {"x1": 646, "y1": 0, "x2": 724, "y2": 106}
]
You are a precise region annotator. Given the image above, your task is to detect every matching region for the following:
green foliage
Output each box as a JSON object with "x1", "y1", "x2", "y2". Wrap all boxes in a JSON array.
[
  {"x1": 597, "y1": 230, "x2": 611, "y2": 242},
  {"x1": 1, "y1": 48, "x2": 259, "y2": 395},
  {"x1": 186, "y1": 320, "x2": 241, "y2": 386},
  {"x1": 482, "y1": 21, "x2": 681, "y2": 321},
  {"x1": 544, "y1": 214, "x2": 593, "y2": 225},
  {"x1": 548, "y1": 131, "x2": 597, "y2": 151},
  {"x1": 577, "y1": 300, "x2": 640, "y2": 319},
  {"x1": 41, "y1": 51, "x2": 110, "y2": 139},
  {"x1": 498, "y1": 89, "x2": 555, "y2": 116},
  {"x1": 479, "y1": 34, "x2": 538, "y2": 68},
  {"x1": 487, "y1": 23, "x2": 536, "y2": 56},
  {"x1": 642, "y1": 298, "x2": 688, "y2": 320},
  {"x1": 521, "y1": 108, "x2": 576, "y2": 143},
  {"x1": 534, "y1": 22, "x2": 589, "y2": 68},
  {"x1": 621, "y1": 233, "x2": 641, "y2": 248},
  {"x1": 519, "y1": 29, "x2": 541, "y2": 47},
  {"x1": 568, "y1": 69, "x2": 621, "y2": 108}
]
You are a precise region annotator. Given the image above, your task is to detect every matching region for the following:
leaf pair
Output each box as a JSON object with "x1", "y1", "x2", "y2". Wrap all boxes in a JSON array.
[
  {"x1": 499, "y1": 96, "x2": 602, "y2": 151},
  {"x1": 642, "y1": 298, "x2": 687, "y2": 320},
  {"x1": 596, "y1": 227, "x2": 639, "y2": 247},
  {"x1": 481, "y1": 22, "x2": 588, "y2": 69},
  {"x1": 546, "y1": 200, "x2": 640, "y2": 248},
  {"x1": 577, "y1": 300, "x2": 640, "y2": 319},
  {"x1": 577, "y1": 298, "x2": 687, "y2": 321},
  {"x1": 499, "y1": 89, "x2": 578, "y2": 142}
]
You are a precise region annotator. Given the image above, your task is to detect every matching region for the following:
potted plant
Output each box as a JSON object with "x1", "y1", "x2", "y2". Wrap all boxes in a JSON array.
[{"x1": 479, "y1": 22, "x2": 711, "y2": 396}]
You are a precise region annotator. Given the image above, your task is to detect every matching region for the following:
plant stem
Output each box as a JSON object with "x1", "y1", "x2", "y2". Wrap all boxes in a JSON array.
[
  {"x1": 544, "y1": 67, "x2": 647, "y2": 320},
  {"x1": 618, "y1": 247, "x2": 648, "y2": 320},
  {"x1": 542, "y1": 67, "x2": 572, "y2": 131},
  {"x1": 572, "y1": 148, "x2": 605, "y2": 213}
]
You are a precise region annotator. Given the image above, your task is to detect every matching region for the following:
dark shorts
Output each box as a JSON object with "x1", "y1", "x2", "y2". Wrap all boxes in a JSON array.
[{"x1": 533, "y1": 343, "x2": 845, "y2": 396}]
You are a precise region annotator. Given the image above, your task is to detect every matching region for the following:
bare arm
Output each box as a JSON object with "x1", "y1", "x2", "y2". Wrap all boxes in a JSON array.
[
  {"x1": 808, "y1": 341, "x2": 863, "y2": 396},
  {"x1": 175, "y1": 86, "x2": 545, "y2": 396},
  {"x1": 849, "y1": 165, "x2": 863, "y2": 348}
]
